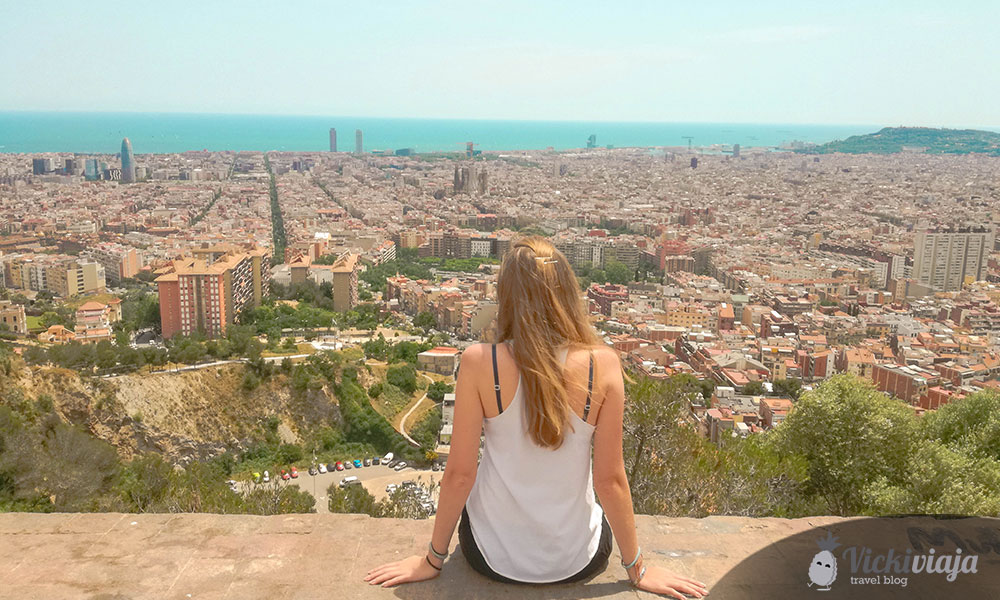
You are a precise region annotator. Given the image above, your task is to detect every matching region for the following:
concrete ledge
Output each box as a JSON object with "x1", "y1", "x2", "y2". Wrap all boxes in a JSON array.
[{"x1": 2, "y1": 512, "x2": 1000, "y2": 599}]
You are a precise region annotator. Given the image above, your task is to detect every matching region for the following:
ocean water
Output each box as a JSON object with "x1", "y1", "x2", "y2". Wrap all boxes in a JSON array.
[{"x1": 0, "y1": 112, "x2": 878, "y2": 154}]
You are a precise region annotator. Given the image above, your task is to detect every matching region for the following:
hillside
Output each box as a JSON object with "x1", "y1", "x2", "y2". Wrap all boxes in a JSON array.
[
  {"x1": 7, "y1": 362, "x2": 338, "y2": 464},
  {"x1": 805, "y1": 126, "x2": 1000, "y2": 155}
]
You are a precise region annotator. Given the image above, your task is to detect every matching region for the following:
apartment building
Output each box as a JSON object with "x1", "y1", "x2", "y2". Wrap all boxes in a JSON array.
[
  {"x1": 913, "y1": 227, "x2": 994, "y2": 292},
  {"x1": 2, "y1": 255, "x2": 106, "y2": 297},
  {"x1": 85, "y1": 243, "x2": 143, "y2": 285},
  {"x1": 156, "y1": 247, "x2": 268, "y2": 338}
]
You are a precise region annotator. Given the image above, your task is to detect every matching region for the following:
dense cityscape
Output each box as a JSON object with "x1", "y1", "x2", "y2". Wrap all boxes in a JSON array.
[
  {"x1": 2, "y1": 132, "x2": 1000, "y2": 525},
  {"x1": 3, "y1": 138, "x2": 998, "y2": 413}
]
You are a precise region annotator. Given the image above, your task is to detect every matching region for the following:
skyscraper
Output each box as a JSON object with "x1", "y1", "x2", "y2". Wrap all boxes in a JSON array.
[
  {"x1": 84, "y1": 159, "x2": 100, "y2": 180},
  {"x1": 355, "y1": 129, "x2": 363, "y2": 154},
  {"x1": 913, "y1": 227, "x2": 995, "y2": 291},
  {"x1": 120, "y1": 137, "x2": 136, "y2": 183},
  {"x1": 329, "y1": 128, "x2": 337, "y2": 152}
]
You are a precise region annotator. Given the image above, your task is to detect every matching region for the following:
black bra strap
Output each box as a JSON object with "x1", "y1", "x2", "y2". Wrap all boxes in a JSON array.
[
  {"x1": 491, "y1": 343, "x2": 503, "y2": 414},
  {"x1": 583, "y1": 350, "x2": 594, "y2": 423}
]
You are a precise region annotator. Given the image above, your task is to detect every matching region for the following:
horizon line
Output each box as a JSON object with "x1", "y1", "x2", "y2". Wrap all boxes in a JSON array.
[
  {"x1": 0, "y1": 109, "x2": 928, "y2": 130},
  {"x1": 3, "y1": 110, "x2": 997, "y2": 132}
]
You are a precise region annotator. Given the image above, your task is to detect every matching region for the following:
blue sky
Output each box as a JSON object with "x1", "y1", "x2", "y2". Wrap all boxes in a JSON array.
[{"x1": 2, "y1": 1, "x2": 998, "y2": 126}]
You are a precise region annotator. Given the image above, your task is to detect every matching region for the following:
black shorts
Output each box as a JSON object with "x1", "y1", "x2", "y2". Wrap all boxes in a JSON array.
[{"x1": 458, "y1": 506, "x2": 613, "y2": 585}]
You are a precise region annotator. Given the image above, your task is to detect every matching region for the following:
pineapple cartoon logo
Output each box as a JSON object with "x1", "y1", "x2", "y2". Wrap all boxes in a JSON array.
[{"x1": 807, "y1": 531, "x2": 841, "y2": 591}]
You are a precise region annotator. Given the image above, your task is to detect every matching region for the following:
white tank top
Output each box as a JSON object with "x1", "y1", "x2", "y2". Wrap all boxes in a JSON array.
[{"x1": 465, "y1": 343, "x2": 605, "y2": 583}]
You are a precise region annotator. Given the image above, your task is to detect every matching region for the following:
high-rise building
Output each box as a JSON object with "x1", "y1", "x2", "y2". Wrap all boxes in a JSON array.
[
  {"x1": 155, "y1": 246, "x2": 270, "y2": 338},
  {"x1": 64, "y1": 158, "x2": 80, "y2": 175},
  {"x1": 32, "y1": 158, "x2": 54, "y2": 175},
  {"x1": 330, "y1": 252, "x2": 360, "y2": 312},
  {"x1": 329, "y1": 128, "x2": 337, "y2": 152},
  {"x1": 355, "y1": 129, "x2": 363, "y2": 154},
  {"x1": 120, "y1": 137, "x2": 136, "y2": 183},
  {"x1": 913, "y1": 227, "x2": 994, "y2": 291},
  {"x1": 84, "y1": 158, "x2": 100, "y2": 180}
]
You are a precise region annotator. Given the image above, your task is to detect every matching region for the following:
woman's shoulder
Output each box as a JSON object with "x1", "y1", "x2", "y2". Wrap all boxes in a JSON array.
[
  {"x1": 459, "y1": 343, "x2": 490, "y2": 365},
  {"x1": 577, "y1": 343, "x2": 620, "y2": 365}
]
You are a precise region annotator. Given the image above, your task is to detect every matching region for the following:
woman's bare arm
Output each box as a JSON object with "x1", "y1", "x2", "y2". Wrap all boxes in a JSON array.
[
  {"x1": 591, "y1": 348, "x2": 640, "y2": 562},
  {"x1": 592, "y1": 348, "x2": 709, "y2": 599}
]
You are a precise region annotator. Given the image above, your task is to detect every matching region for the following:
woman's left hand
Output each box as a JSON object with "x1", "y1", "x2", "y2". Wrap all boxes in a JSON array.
[{"x1": 364, "y1": 555, "x2": 441, "y2": 587}]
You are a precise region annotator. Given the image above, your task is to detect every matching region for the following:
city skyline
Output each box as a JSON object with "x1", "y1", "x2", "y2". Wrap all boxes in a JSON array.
[{"x1": 2, "y1": 1, "x2": 998, "y2": 128}]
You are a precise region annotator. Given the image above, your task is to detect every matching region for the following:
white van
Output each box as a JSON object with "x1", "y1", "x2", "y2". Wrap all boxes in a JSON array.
[
  {"x1": 382, "y1": 452, "x2": 394, "y2": 463},
  {"x1": 339, "y1": 476, "x2": 360, "y2": 488}
]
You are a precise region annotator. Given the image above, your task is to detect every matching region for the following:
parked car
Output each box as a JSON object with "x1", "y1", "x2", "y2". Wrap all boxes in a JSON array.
[
  {"x1": 308, "y1": 466, "x2": 318, "y2": 476},
  {"x1": 253, "y1": 472, "x2": 262, "y2": 483},
  {"x1": 339, "y1": 476, "x2": 359, "y2": 488},
  {"x1": 382, "y1": 452, "x2": 394, "y2": 463},
  {"x1": 319, "y1": 463, "x2": 328, "y2": 474},
  {"x1": 363, "y1": 458, "x2": 371, "y2": 467},
  {"x1": 290, "y1": 467, "x2": 299, "y2": 479},
  {"x1": 401, "y1": 480, "x2": 416, "y2": 489},
  {"x1": 353, "y1": 459, "x2": 362, "y2": 468},
  {"x1": 371, "y1": 457, "x2": 381, "y2": 466},
  {"x1": 280, "y1": 469, "x2": 290, "y2": 481},
  {"x1": 385, "y1": 484, "x2": 398, "y2": 493},
  {"x1": 336, "y1": 462, "x2": 344, "y2": 471},
  {"x1": 344, "y1": 461, "x2": 353, "y2": 470},
  {"x1": 263, "y1": 470, "x2": 270, "y2": 483},
  {"x1": 431, "y1": 463, "x2": 440, "y2": 472},
  {"x1": 386, "y1": 459, "x2": 399, "y2": 469},
  {"x1": 327, "y1": 463, "x2": 336, "y2": 473},
  {"x1": 394, "y1": 462, "x2": 408, "y2": 471}
]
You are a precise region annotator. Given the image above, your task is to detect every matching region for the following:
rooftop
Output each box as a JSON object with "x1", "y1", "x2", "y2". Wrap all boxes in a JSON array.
[{"x1": 2, "y1": 513, "x2": 997, "y2": 599}]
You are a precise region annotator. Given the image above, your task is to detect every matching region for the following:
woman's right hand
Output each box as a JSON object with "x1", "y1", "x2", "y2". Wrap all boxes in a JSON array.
[{"x1": 634, "y1": 564, "x2": 709, "y2": 599}]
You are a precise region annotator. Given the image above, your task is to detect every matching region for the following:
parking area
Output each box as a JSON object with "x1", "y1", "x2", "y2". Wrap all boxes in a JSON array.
[{"x1": 278, "y1": 462, "x2": 445, "y2": 513}]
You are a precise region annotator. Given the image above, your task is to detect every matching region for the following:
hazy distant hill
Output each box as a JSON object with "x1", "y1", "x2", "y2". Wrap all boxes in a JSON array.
[{"x1": 806, "y1": 126, "x2": 1000, "y2": 155}]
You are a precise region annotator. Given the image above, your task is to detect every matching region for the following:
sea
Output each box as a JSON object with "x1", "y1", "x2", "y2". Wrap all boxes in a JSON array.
[{"x1": 0, "y1": 112, "x2": 879, "y2": 154}]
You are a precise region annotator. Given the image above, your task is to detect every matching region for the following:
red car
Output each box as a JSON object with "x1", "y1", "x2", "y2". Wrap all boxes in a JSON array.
[
  {"x1": 280, "y1": 469, "x2": 290, "y2": 481},
  {"x1": 290, "y1": 467, "x2": 299, "y2": 479},
  {"x1": 335, "y1": 461, "x2": 345, "y2": 471}
]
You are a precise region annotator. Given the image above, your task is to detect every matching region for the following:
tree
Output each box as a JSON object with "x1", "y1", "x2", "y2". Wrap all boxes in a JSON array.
[
  {"x1": 411, "y1": 409, "x2": 443, "y2": 453},
  {"x1": 386, "y1": 363, "x2": 417, "y2": 395},
  {"x1": 39, "y1": 311, "x2": 65, "y2": 329},
  {"x1": 414, "y1": 311, "x2": 437, "y2": 330},
  {"x1": 772, "y1": 378, "x2": 803, "y2": 400},
  {"x1": 328, "y1": 482, "x2": 380, "y2": 515},
  {"x1": 768, "y1": 375, "x2": 918, "y2": 515},
  {"x1": 604, "y1": 260, "x2": 632, "y2": 285},
  {"x1": 427, "y1": 381, "x2": 453, "y2": 402},
  {"x1": 622, "y1": 373, "x2": 703, "y2": 514},
  {"x1": 742, "y1": 380, "x2": 766, "y2": 396}
]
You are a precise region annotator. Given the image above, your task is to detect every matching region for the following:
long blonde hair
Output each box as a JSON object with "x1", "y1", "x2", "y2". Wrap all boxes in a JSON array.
[{"x1": 495, "y1": 236, "x2": 602, "y2": 449}]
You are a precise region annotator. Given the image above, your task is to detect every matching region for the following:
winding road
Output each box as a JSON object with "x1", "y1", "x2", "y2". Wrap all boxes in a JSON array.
[{"x1": 397, "y1": 373, "x2": 436, "y2": 446}]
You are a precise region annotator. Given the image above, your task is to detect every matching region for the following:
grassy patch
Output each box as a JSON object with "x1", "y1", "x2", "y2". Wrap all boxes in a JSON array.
[
  {"x1": 26, "y1": 315, "x2": 43, "y2": 331},
  {"x1": 373, "y1": 383, "x2": 412, "y2": 419}
]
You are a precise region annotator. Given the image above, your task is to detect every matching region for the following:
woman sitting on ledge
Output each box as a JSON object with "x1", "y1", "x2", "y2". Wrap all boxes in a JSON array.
[{"x1": 365, "y1": 237, "x2": 708, "y2": 599}]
